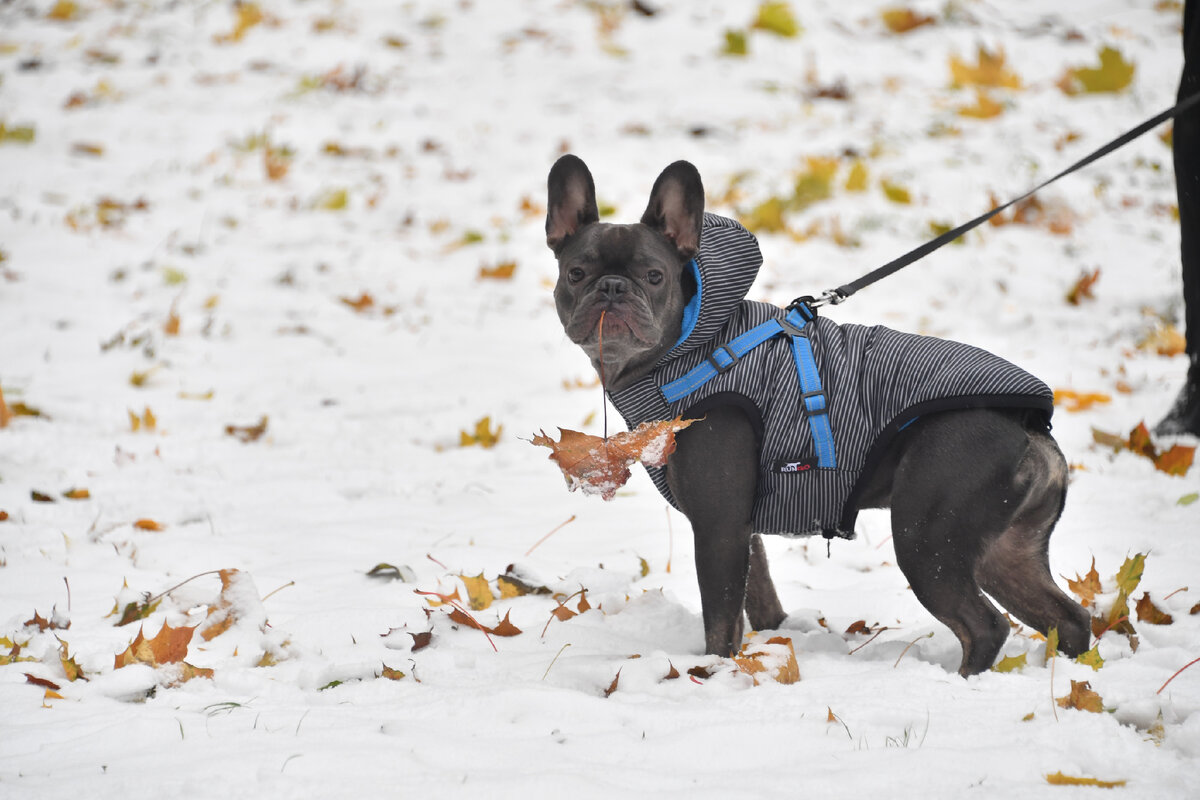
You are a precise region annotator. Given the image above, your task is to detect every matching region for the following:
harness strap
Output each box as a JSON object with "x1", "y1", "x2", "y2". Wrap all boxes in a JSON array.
[{"x1": 660, "y1": 303, "x2": 837, "y2": 468}]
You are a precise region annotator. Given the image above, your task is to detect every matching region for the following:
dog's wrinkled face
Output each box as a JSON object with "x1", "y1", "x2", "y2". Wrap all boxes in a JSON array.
[{"x1": 547, "y1": 155, "x2": 704, "y2": 391}]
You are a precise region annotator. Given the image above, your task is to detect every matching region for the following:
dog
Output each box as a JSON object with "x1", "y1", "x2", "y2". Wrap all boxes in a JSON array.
[{"x1": 546, "y1": 154, "x2": 1091, "y2": 676}]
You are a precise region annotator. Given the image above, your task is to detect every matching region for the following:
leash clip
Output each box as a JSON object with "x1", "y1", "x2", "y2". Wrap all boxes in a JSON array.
[{"x1": 790, "y1": 290, "x2": 844, "y2": 311}]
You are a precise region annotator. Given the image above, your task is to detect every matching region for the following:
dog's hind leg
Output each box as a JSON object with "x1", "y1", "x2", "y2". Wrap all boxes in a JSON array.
[
  {"x1": 887, "y1": 410, "x2": 1026, "y2": 676},
  {"x1": 973, "y1": 431, "x2": 1091, "y2": 657}
]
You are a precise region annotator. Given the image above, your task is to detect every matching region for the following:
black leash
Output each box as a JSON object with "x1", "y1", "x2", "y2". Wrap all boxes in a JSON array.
[{"x1": 801, "y1": 89, "x2": 1200, "y2": 308}]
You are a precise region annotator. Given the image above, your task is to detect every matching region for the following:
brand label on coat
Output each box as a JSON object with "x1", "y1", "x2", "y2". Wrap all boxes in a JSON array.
[{"x1": 774, "y1": 458, "x2": 818, "y2": 473}]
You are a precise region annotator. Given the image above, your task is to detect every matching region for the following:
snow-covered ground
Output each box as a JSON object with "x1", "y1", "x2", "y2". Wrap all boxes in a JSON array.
[{"x1": 2, "y1": 0, "x2": 1198, "y2": 797}]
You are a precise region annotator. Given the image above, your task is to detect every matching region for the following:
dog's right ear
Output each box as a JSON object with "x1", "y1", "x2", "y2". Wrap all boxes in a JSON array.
[{"x1": 546, "y1": 155, "x2": 599, "y2": 253}]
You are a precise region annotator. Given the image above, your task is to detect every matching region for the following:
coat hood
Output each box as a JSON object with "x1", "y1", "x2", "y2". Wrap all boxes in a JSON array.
[{"x1": 664, "y1": 213, "x2": 762, "y2": 363}]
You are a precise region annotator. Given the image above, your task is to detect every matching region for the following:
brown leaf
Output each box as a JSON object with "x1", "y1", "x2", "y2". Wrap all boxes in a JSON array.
[
  {"x1": 1065, "y1": 268, "x2": 1101, "y2": 305},
  {"x1": 409, "y1": 631, "x2": 433, "y2": 652},
  {"x1": 664, "y1": 662, "x2": 680, "y2": 680},
  {"x1": 1066, "y1": 558, "x2": 1102, "y2": 607},
  {"x1": 24, "y1": 673, "x2": 62, "y2": 691},
  {"x1": 31, "y1": 490, "x2": 56, "y2": 503},
  {"x1": 1056, "y1": 679, "x2": 1103, "y2": 713},
  {"x1": 1136, "y1": 592, "x2": 1174, "y2": 625},
  {"x1": 0, "y1": 384, "x2": 12, "y2": 428},
  {"x1": 381, "y1": 664, "x2": 406, "y2": 681},
  {"x1": 59, "y1": 640, "x2": 85, "y2": 682},
  {"x1": 844, "y1": 620, "x2": 870, "y2": 635},
  {"x1": 532, "y1": 417, "x2": 696, "y2": 500},
  {"x1": 603, "y1": 669, "x2": 621, "y2": 697},
  {"x1": 1154, "y1": 444, "x2": 1195, "y2": 477},
  {"x1": 447, "y1": 607, "x2": 522, "y2": 637},
  {"x1": 199, "y1": 568, "x2": 244, "y2": 641},
  {"x1": 225, "y1": 415, "x2": 268, "y2": 443}
]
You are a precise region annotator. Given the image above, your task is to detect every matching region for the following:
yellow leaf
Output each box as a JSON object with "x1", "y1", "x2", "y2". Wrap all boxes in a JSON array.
[
  {"x1": 1075, "y1": 645, "x2": 1105, "y2": 671},
  {"x1": 62, "y1": 488, "x2": 90, "y2": 500},
  {"x1": 134, "y1": 518, "x2": 165, "y2": 531},
  {"x1": 740, "y1": 196, "x2": 788, "y2": 233},
  {"x1": 381, "y1": 665, "x2": 406, "y2": 681},
  {"x1": 992, "y1": 652, "x2": 1027, "y2": 673},
  {"x1": 215, "y1": 2, "x2": 264, "y2": 44},
  {"x1": 1066, "y1": 558, "x2": 1102, "y2": 607},
  {"x1": 881, "y1": 179, "x2": 911, "y2": 204},
  {"x1": 460, "y1": 416, "x2": 502, "y2": 448},
  {"x1": 1045, "y1": 772, "x2": 1126, "y2": 789},
  {"x1": 46, "y1": 1, "x2": 80, "y2": 22},
  {"x1": 478, "y1": 261, "x2": 517, "y2": 280},
  {"x1": 792, "y1": 156, "x2": 838, "y2": 210},
  {"x1": 949, "y1": 46, "x2": 1022, "y2": 89},
  {"x1": 1115, "y1": 553, "x2": 1146, "y2": 597},
  {"x1": 881, "y1": 8, "x2": 935, "y2": 34},
  {"x1": 317, "y1": 188, "x2": 349, "y2": 211},
  {"x1": 722, "y1": 29, "x2": 748, "y2": 56},
  {"x1": 752, "y1": 3, "x2": 802, "y2": 38},
  {"x1": 1053, "y1": 388, "x2": 1112, "y2": 413},
  {"x1": 1061, "y1": 46, "x2": 1135, "y2": 95},
  {"x1": 844, "y1": 160, "x2": 868, "y2": 192},
  {"x1": 459, "y1": 573, "x2": 494, "y2": 611},
  {"x1": 733, "y1": 636, "x2": 801, "y2": 684},
  {"x1": 957, "y1": 89, "x2": 1004, "y2": 119}
]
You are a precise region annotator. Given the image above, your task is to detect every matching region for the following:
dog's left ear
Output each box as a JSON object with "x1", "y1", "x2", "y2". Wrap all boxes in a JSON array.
[{"x1": 641, "y1": 161, "x2": 704, "y2": 259}]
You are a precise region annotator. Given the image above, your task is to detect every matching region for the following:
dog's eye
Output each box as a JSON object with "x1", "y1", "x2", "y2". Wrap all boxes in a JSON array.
[
  {"x1": 567, "y1": 268, "x2": 585, "y2": 283},
  {"x1": 646, "y1": 270, "x2": 664, "y2": 285}
]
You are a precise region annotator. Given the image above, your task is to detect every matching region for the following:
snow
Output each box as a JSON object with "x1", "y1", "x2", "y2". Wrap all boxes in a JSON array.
[{"x1": 1, "y1": 0, "x2": 1198, "y2": 797}]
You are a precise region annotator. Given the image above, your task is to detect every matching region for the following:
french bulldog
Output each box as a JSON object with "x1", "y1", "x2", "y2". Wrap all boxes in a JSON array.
[{"x1": 546, "y1": 154, "x2": 1091, "y2": 676}]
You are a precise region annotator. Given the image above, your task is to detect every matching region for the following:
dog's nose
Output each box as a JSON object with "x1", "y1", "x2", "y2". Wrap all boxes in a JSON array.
[{"x1": 596, "y1": 275, "x2": 628, "y2": 299}]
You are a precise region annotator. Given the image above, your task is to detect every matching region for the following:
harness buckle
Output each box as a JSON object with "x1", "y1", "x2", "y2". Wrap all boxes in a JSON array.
[
  {"x1": 802, "y1": 390, "x2": 828, "y2": 417},
  {"x1": 707, "y1": 344, "x2": 739, "y2": 375}
]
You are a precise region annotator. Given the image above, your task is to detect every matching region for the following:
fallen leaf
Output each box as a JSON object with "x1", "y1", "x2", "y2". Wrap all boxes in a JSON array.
[
  {"x1": 1139, "y1": 322, "x2": 1187, "y2": 356},
  {"x1": 409, "y1": 631, "x2": 433, "y2": 651},
  {"x1": 1155, "y1": 444, "x2": 1195, "y2": 477},
  {"x1": 1045, "y1": 772, "x2": 1126, "y2": 789},
  {"x1": 1054, "y1": 389, "x2": 1112, "y2": 413},
  {"x1": 133, "y1": 518, "x2": 165, "y2": 531},
  {"x1": 992, "y1": 652, "x2": 1027, "y2": 673},
  {"x1": 734, "y1": 636, "x2": 800, "y2": 684},
  {"x1": 25, "y1": 673, "x2": 62, "y2": 691},
  {"x1": 844, "y1": 160, "x2": 868, "y2": 192},
  {"x1": 0, "y1": 384, "x2": 11, "y2": 428},
  {"x1": 58, "y1": 639, "x2": 86, "y2": 682},
  {"x1": 214, "y1": 2, "x2": 264, "y2": 44},
  {"x1": 1136, "y1": 592, "x2": 1173, "y2": 625},
  {"x1": 461, "y1": 416, "x2": 503, "y2": 448},
  {"x1": 1060, "y1": 46, "x2": 1135, "y2": 95},
  {"x1": 949, "y1": 46, "x2": 1022, "y2": 89},
  {"x1": 448, "y1": 607, "x2": 522, "y2": 637},
  {"x1": 1066, "y1": 558, "x2": 1102, "y2": 607},
  {"x1": 1076, "y1": 645, "x2": 1105, "y2": 671},
  {"x1": 459, "y1": 573, "x2": 494, "y2": 611},
  {"x1": 31, "y1": 490, "x2": 56, "y2": 503},
  {"x1": 478, "y1": 261, "x2": 517, "y2": 280},
  {"x1": 752, "y1": 3, "x2": 801, "y2": 38},
  {"x1": 381, "y1": 665, "x2": 406, "y2": 681},
  {"x1": 1056, "y1": 679, "x2": 1104, "y2": 713},
  {"x1": 46, "y1": 1, "x2": 80, "y2": 22},
  {"x1": 721, "y1": 29, "x2": 748, "y2": 56},
  {"x1": 1065, "y1": 268, "x2": 1101, "y2": 305},
  {"x1": 957, "y1": 89, "x2": 1004, "y2": 119},
  {"x1": 881, "y1": 8, "x2": 935, "y2": 34},
  {"x1": 341, "y1": 293, "x2": 375, "y2": 313},
  {"x1": 225, "y1": 416, "x2": 268, "y2": 443},
  {"x1": 114, "y1": 622, "x2": 196, "y2": 669},
  {"x1": 844, "y1": 620, "x2": 870, "y2": 635},
  {"x1": 604, "y1": 669, "x2": 621, "y2": 697},
  {"x1": 881, "y1": 179, "x2": 911, "y2": 204},
  {"x1": 1115, "y1": 553, "x2": 1146, "y2": 597},
  {"x1": 62, "y1": 488, "x2": 90, "y2": 500},
  {"x1": 531, "y1": 417, "x2": 696, "y2": 501}
]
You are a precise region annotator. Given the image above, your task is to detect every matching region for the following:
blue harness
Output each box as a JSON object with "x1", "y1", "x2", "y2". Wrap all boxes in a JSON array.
[{"x1": 660, "y1": 301, "x2": 837, "y2": 469}]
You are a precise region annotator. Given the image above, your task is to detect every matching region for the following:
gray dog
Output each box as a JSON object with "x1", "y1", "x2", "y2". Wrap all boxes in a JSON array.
[{"x1": 546, "y1": 154, "x2": 1090, "y2": 676}]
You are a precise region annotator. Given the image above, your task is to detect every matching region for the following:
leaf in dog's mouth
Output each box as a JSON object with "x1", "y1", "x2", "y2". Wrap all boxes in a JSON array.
[{"x1": 531, "y1": 418, "x2": 695, "y2": 501}]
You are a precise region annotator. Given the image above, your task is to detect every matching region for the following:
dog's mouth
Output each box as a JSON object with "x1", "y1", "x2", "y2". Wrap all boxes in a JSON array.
[{"x1": 572, "y1": 300, "x2": 654, "y2": 347}]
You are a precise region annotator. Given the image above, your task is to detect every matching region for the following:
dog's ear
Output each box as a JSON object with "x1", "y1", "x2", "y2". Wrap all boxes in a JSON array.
[
  {"x1": 641, "y1": 161, "x2": 704, "y2": 259},
  {"x1": 546, "y1": 155, "x2": 599, "y2": 253}
]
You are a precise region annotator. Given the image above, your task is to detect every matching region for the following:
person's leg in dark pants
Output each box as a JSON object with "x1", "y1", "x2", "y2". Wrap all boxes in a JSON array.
[{"x1": 1158, "y1": 0, "x2": 1200, "y2": 436}]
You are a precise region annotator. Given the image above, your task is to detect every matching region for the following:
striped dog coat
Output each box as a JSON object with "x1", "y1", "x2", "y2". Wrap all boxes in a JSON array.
[{"x1": 607, "y1": 214, "x2": 1054, "y2": 539}]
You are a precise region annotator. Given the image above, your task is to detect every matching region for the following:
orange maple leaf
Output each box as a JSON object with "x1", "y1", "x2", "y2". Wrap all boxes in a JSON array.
[
  {"x1": 1057, "y1": 679, "x2": 1104, "y2": 713},
  {"x1": 1065, "y1": 558, "x2": 1102, "y2": 608},
  {"x1": 114, "y1": 622, "x2": 195, "y2": 669},
  {"x1": 532, "y1": 417, "x2": 696, "y2": 500}
]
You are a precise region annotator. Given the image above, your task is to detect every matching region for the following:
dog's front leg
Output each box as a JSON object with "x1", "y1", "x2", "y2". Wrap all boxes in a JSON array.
[{"x1": 665, "y1": 406, "x2": 761, "y2": 656}]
